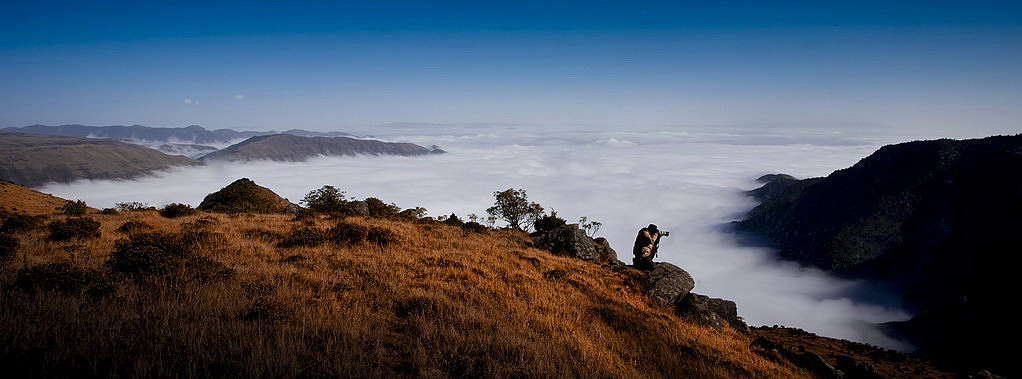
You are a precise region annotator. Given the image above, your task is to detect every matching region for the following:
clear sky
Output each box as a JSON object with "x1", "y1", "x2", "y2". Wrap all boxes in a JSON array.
[{"x1": 2, "y1": 1, "x2": 1020, "y2": 136}]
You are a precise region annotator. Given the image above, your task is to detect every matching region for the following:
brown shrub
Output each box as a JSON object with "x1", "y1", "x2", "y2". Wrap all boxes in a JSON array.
[
  {"x1": 47, "y1": 217, "x2": 101, "y2": 241},
  {"x1": 116, "y1": 220, "x2": 154, "y2": 234},
  {"x1": 367, "y1": 226, "x2": 396, "y2": 248},
  {"x1": 1, "y1": 213, "x2": 43, "y2": 233},
  {"x1": 14, "y1": 262, "x2": 115, "y2": 296},
  {"x1": 160, "y1": 203, "x2": 197, "y2": 218},
  {"x1": 328, "y1": 222, "x2": 368, "y2": 246},
  {"x1": 0, "y1": 233, "x2": 17, "y2": 262},
  {"x1": 277, "y1": 227, "x2": 327, "y2": 248},
  {"x1": 106, "y1": 232, "x2": 190, "y2": 277}
]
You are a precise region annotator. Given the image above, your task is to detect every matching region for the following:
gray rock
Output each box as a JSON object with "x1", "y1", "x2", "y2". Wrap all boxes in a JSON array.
[
  {"x1": 345, "y1": 200, "x2": 370, "y2": 217},
  {"x1": 532, "y1": 224, "x2": 599, "y2": 261},
  {"x1": 593, "y1": 237, "x2": 624, "y2": 266},
  {"x1": 283, "y1": 203, "x2": 303, "y2": 213},
  {"x1": 675, "y1": 292, "x2": 749, "y2": 333},
  {"x1": 647, "y1": 262, "x2": 695, "y2": 307},
  {"x1": 750, "y1": 337, "x2": 843, "y2": 378},
  {"x1": 834, "y1": 354, "x2": 882, "y2": 379}
]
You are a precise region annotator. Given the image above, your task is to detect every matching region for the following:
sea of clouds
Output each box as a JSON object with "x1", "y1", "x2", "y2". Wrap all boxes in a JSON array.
[{"x1": 41, "y1": 125, "x2": 917, "y2": 350}]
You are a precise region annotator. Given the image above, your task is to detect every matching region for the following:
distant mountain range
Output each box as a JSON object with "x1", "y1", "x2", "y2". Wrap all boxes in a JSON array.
[
  {"x1": 0, "y1": 131, "x2": 199, "y2": 187},
  {"x1": 3, "y1": 124, "x2": 356, "y2": 145},
  {"x1": 737, "y1": 134, "x2": 1022, "y2": 375},
  {"x1": 0, "y1": 126, "x2": 444, "y2": 187},
  {"x1": 199, "y1": 134, "x2": 444, "y2": 162}
]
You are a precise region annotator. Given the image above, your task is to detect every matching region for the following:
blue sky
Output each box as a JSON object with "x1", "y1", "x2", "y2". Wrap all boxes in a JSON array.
[{"x1": 1, "y1": 1, "x2": 1020, "y2": 136}]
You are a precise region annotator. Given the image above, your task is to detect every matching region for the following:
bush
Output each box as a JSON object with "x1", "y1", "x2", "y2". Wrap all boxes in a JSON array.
[
  {"x1": 534, "y1": 211, "x2": 567, "y2": 233},
  {"x1": 1, "y1": 213, "x2": 43, "y2": 233},
  {"x1": 117, "y1": 220, "x2": 154, "y2": 234},
  {"x1": 367, "y1": 226, "x2": 396, "y2": 248},
  {"x1": 442, "y1": 213, "x2": 465, "y2": 227},
  {"x1": 291, "y1": 208, "x2": 317, "y2": 221},
  {"x1": 277, "y1": 227, "x2": 327, "y2": 248},
  {"x1": 328, "y1": 222, "x2": 368, "y2": 245},
  {"x1": 301, "y1": 186, "x2": 349, "y2": 214},
  {"x1": 160, "y1": 203, "x2": 197, "y2": 218},
  {"x1": 59, "y1": 200, "x2": 88, "y2": 216},
  {"x1": 0, "y1": 233, "x2": 18, "y2": 262},
  {"x1": 100, "y1": 208, "x2": 119, "y2": 215},
  {"x1": 47, "y1": 217, "x2": 101, "y2": 241},
  {"x1": 461, "y1": 222, "x2": 488, "y2": 233},
  {"x1": 107, "y1": 232, "x2": 190, "y2": 276},
  {"x1": 365, "y1": 197, "x2": 400, "y2": 218},
  {"x1": 15, "y1": 263, "x2": 114, "y2": 296}
]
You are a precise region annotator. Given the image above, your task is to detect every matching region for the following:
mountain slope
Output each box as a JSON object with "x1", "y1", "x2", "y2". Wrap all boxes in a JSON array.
[
  {"x1": 199, "y1": 134, "x2": 443, "y2": 162},
  {"x1": 0, "y1": 131, "x2": 199, "y2": 187},
  {"x1": 0, "y1": 179, "x2": 70, "y2": 215},
  {"x1": 737, "y1": 134, "x2": 1022, "y2": 375},
  {"x1": 0, "y1": 184, "x2": 803, "y2": 378},
  {"x1": 4, "y1": 124, "x2": 355, "y2": 145}
]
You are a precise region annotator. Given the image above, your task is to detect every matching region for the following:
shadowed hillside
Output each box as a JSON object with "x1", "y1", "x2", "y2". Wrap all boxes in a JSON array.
[
  {"x1": 199, "y1": 134, "x2": 444, "y2": 162},
  {"x1": 738, "y1": 134, "x2": 1022, "y2": 376},
  {"x1": 0, "y1": 131, "x2": 199, "y2": 187}
]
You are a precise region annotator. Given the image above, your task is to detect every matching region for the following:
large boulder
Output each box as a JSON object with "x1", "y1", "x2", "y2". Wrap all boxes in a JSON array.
[
  {"x1": 646, "y1": 262, "x2": 695, "y2": 307},
  {"x1": 675, "y1": 292, "x2": 749, "y2": 333},
  {"x1": 532, "y1": 224, "x2": 599, "y2": 261},
  {"x1": 593, "y1": 237, "x2": 624, "y2": 266},
  {"x1": 198, "y1": 178, "x2": 291, "y2": 213}
]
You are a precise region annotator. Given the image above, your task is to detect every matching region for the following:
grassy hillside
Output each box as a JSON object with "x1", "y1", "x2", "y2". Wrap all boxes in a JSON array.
[
  {"x1": 0, "y1": 197, "x2": 804, "y2": 377},
  {"x1": 0, "y1": 131, "x2": 199, "y2": 187},
  {"x1": 0, "y1": 179, "x2": 72, "y2": 215}
]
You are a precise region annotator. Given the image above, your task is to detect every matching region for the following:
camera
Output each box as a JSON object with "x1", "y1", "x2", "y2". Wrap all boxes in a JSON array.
[{"x1": 661, "y1": 231, "x2": 670, "y2": 237}]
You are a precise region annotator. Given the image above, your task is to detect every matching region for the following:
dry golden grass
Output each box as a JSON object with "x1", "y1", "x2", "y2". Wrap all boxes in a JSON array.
[
  {"x1": 0, "y1": 179, "x2": 72, "y2": 215},
  {"x1": 1, "y1": 206, "x2": 809, "y2": 378}
]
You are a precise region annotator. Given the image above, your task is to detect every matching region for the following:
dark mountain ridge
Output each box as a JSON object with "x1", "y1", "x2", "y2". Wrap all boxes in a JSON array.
[
  {"x1": 199, "y1": 134, "x2": 444, "y2": 162},
  {"x1": 3, "y1": 124, "x2": 355, "y2": 145},
  {"x1": 737, "y1": 134, "x2": 1022, "y2": 375}
]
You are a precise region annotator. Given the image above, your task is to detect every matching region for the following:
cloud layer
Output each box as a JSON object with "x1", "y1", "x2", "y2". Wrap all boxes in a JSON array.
[{"x1": 41, "y1": 126, "x2": 913, "y2": 349}]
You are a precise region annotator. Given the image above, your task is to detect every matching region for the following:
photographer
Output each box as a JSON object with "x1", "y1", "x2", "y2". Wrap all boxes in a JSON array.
[{"x1": 632, "y1": 224, "x2": 668, "y2": 270}]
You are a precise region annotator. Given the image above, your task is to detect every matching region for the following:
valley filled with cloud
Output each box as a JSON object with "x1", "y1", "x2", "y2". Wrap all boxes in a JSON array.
[{"x1": 41, "y1": 125, "x2": 915, "y2": 349}]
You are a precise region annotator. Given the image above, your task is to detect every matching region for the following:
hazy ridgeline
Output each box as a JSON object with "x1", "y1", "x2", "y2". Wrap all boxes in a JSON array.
[{"x1": 42, "y1": 126, "x2": 914, "y2": 349}]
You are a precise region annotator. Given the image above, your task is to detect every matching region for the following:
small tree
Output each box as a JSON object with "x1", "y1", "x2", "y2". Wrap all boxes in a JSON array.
[
  {"x1": 579, "y1": 216, "x2": 603, "y2": 237},
  {"x1": 486, "y1": 188, "x2": 544, "y2": 231},
  {"x1": 302, "y1": 186, "x2": 349, "y2": 214}
]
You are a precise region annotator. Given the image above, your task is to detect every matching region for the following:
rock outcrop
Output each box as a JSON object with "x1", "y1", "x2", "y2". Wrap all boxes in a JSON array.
[
  {"x1": 592, "y1": 237, "x2": 623, "y2": 265},
  {"x1": 675, "y1": 292, "x2": 749, "y2": 333},
  {"x1": 197, "y1": 178, "x2": 293, "y2": 213},
  {"x1": 645, "y1": 262, "x2": 695, "y2": 307},
  {"x1": 532, "y1": 224, "x2": 599, "y2": 262}
]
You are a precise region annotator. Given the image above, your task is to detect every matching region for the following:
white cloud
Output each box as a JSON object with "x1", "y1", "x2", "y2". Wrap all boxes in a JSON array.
[
  {"x1": 38, "y1": 126, "x2": 913, "y2": 350},
  {"x1": 183, "y1": 98, "x2": 193, "y2": 104},
  {"x1": 234, "y1": 94, "x2": 244, "y2": 100}
]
